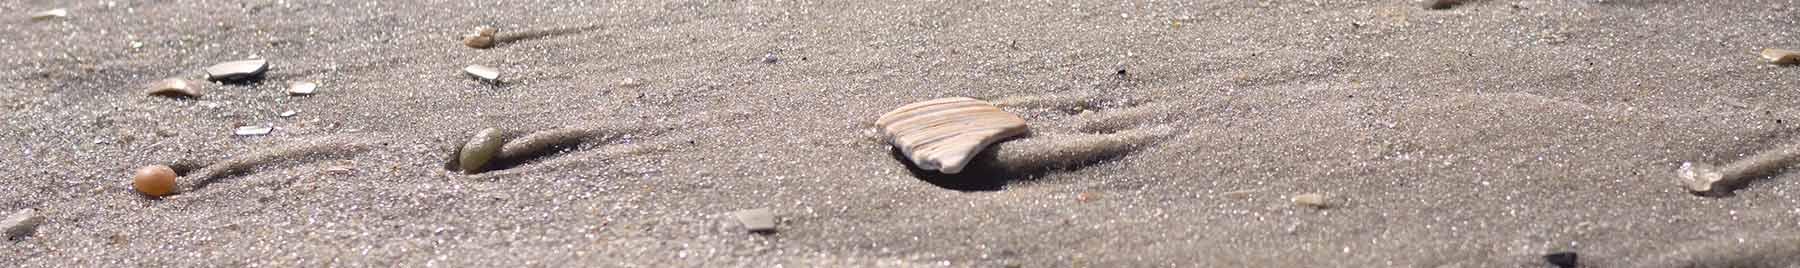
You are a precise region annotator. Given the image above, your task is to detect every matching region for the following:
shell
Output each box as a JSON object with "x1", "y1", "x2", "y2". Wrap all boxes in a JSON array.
[
  {"x1": 464, "y1": 26, "x2": 498, "y2": 49},
  {"x1": 464, "y1": 65, "x2": 500, "y2": 82},
  {"x1": 145, "y1": 78, "x2": 201, "y2": 98},
  {"x1": 204, "y1": 59, "x2": 269, "y2": 82},
  {"x1": 458, "y1": 128, "x2": 506, "y2": 173},
  {"x1": 462, "y1": 35, "x2": 495, "y2": 49},
  {"x1": 287, "y1": 81, "x2": 318, "y2": 96},
  {"x1": 30, "y1": 9, "x2": 67, "y2": 20},
  {"x1": 1763, "y1": 48, "x2": 1799, "y2": 65},
  {"x1": 875, "y1": 97, "x2": 1028, "y2": 174}
]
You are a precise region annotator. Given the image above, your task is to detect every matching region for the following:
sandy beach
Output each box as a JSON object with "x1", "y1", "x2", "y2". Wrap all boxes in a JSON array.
[{"x1": 4, "y1": 0, "x2": 1800, "y2": 266}]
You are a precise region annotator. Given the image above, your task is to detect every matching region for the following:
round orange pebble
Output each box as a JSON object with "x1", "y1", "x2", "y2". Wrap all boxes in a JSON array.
[{"x1": 132, "y1": 165, "x2": 177, "y2": 196}]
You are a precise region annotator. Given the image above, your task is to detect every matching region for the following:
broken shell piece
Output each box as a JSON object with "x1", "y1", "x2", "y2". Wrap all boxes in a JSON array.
[
  {"x1": 1292, "y1": 193, "x2": 1329, "y2": 208},
  {"x1": 234, "y1": 125, "x2": 273, "y2": 136},
  {"x1": 204, "y1": 59, "x2": 269, "y2": 82},
  {"x1": 732, "y1": 208, "x2": 777, "y2": 233},
  {"x1": 30, "y1": 8, "x2": 68, "y2": 20},
  {"x1": 287, "y1": 81, "x2": 317, "y2": 96},
  {"x1": 145, "y1": 78, "x2": 201, "y2": 98},
  {"x1": 463, "y1": 26, "x2": 498, "y2": 49},
  {"x1": 463, "y1": 65, "x2": 500, "y2": 82},
  {"x1": 875, "y1": 97, "x2": 1029, "y2": 174},
  {"x1": 457, "y1": 128, "x2": 506, "y2": 173},
  {"x1": 1762, "y1": 48, "x2": 1799, "y2": 65},
  {"x1": 1678, "y1": 162, "x2": 1726, "y2": 193},
  {"x1": 2, "y1": 209, "x2": 44, "y2": 239}
]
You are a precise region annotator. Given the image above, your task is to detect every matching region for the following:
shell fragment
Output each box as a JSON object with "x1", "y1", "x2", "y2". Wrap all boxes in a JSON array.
[
  {"x1": 287, "y1": 81, "x2": 318, "y2": 96},
  {"x1": 464, "y1": 65, "x2": 501, "y2": 82},
  {"x1": 234, "y1": 125, "x2": 273, "y2": 136},
  {"x1": 204, "y1": 59, "x2": 269, "y2": 82},
  {"x1": 457, "y1": 128, "x2": 506, "y2": 173},
  {"x1": 30, "y1": 8, "x2": 67, "y2": 20},
  {"x1": 875, "y1": 97, "x2": 1028, "y2": 174},
  {"x1": 1763, "y1": 48, "x2": 1800, "y2": 65},
  {"x1": 146, "y1": 78, "x2": 201, "y2": 98}
]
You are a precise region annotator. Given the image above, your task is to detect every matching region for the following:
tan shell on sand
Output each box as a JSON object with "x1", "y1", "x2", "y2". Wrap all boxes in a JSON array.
[
  {"x1": 145, "y1": 78, "x2": 200, "y2": 98},
  {"x1": 1763, "y1": 48, "x2": 1800, "y2": 64},
  {"x1": 875, "y1": 97, "x2": 1028, "y2": 174}
]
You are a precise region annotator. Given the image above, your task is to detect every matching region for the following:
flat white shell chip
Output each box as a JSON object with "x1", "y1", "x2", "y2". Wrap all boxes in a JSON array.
[
  {"x1": 732, "y1": 208, "x2": 776, "y2": 233},
  {"x1": 234, "y1": 125, "x2": 273, "y2": 136},
  {"x1": 287, "y1": 81, "x2": 318, "y2": 96},
  {"x1": 875, "y1": 97, "x2": 1028, "y2": 174},
  {"x1": 30, "y1": 8, "x2": 67, "y2": 20},
  {"x1": 463, "y1": 65, "x2": 500, "y2": 82}
]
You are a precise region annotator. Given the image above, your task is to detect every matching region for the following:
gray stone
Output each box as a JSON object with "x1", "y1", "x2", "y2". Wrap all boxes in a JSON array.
[
  {"x1": 3, "y1": 209, "x2": 44, "y2": 239},
  {"x1": 732, "y1": 208, "x2": 776, "y2": 233},
  {"x1": 204, "y1": 59, "x2": 270, "y2": 82}
]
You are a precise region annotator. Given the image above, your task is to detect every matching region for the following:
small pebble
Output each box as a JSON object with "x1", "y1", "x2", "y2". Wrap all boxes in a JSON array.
[
  {"x1": 29, "y1": 8, "x2": 67, "y2": 20},
  {"x1": 1763, "y1": 48, "x2": 1799, "y2": 65},
  {"x1": 732, "y1": 208, "x2": 777, "y2": 233},
  {"x1": 1543, "y1": 251, "x2": 1577, "y2": 268},
  {"x1": 2, "y1": 209, "x2": 44, "y2": 240},
  {"x1": 286, "y1": 81, "x2": 318, "y2": 96},
  {"x1": 145, "y1": 78, "x2": 201, "y2": 98},
  {"x1": 1291, "y1": 193, "x2": 1329, "y2": 209},
  {"x1": 132, "y1": 165, "x2": 177, "y2": 197},
  {"x1": 235, "y1": 125, "x2": 273, "y2": 136},
  {"x1": 463, "y1": 65, "x2": 501, "y2": 82},
  {"x1": 204, "y1": 59, "x2": 270, "y2": 82},
  {"x1": 759, "y1": 53, "x2": 779, "y2": 64}
]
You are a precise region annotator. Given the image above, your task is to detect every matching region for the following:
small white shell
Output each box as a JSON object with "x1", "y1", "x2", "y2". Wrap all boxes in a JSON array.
[
  {"x1": 287, "y1": 81, "x2": 318, "y2": 96},
  {"x1": 29, "y1": 9, "x2": 67, "y2": 20},
  {"x1": 234, "y1": 125, "x2": 273, "y2": 136},
  {"x1": 463, "y1": 65, "x2": 500, "y2": 82},
  {"x1": 875, "y1": 97, "x2": 1028, "y2": 174}
]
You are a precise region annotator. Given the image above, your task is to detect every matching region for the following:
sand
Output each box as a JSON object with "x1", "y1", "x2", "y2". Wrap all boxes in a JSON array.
[{"x1": 3, "y1": 0, "x2": 1800, "y2": 266}]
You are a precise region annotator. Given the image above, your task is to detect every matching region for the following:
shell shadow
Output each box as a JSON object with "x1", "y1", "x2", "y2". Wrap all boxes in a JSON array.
[{"x1": 890, "y1": 141, "x2": 1060, "y2": 192}]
